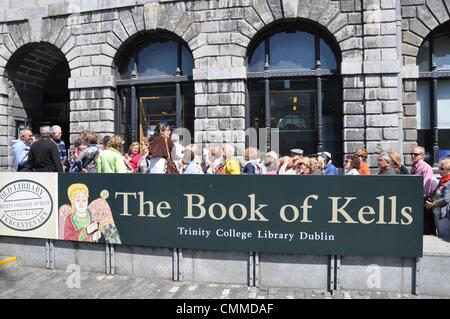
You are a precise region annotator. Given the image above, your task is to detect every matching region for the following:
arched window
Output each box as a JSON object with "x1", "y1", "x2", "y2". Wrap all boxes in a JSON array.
[
  {"x1": 417, "y1": 24, "x2": 450, "y2": 164},
  {"x1": 116, "y1": 33, "x2": 194, "y2": 145},
  {"x1": 247, "y1": 24, "x2": 341, "y2": 160}
]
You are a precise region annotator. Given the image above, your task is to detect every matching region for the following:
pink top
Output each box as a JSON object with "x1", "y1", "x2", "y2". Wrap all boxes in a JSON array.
[
  {"x1": 411, "y1": 160, "x2": 434, "y2": 198},
  {"x1": 129, "y1": 154, "x2": 142, "y2": 173},
  {"x1": 266, "y1": 170, "x2": 277, "y2": 175}
]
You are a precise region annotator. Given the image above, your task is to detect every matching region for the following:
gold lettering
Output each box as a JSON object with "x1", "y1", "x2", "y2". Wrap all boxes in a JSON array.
[
  {"x1": 156, "y1": 201, "x2": 171, "y2": 218},
  {"x1": 300, "y1": 195, "x2": 318, "y2": 223},
  {"x1": 376, "y1": 196, "x2": 386, "y2": 224},
  {"x1": 328, "y1": 197, "x2": 358, "y2": 224},
  {"x1": 208, "y1": 203, "x2": 227, "y2": 220},
  {"x1": 248, "y1": 194, "x2": 269, "y2": 221},
  {"x1": 358, "y1": 206, "x2": 375, "y2": 224},
  {"x1": 389, "y1": 196, "x2": 399, "y2": 224},
  {"x1": 279, "y1": 205, "x2": 299, "y2": 223},
  {"x1": 184, "y1": 194, "x2": 206, "y2": 219},
  {"x1": 401, "y1": 207, "x2": 413, "y2": 225},
  {"x1": 229, "y1": 203, "x2": 247, "y2": 221},
  {"x1": 138, "y1": 191, "x2": 154, "y2": 217},
  {"x1": 115, "y1": 192, "x2": 136, "y2": 216}
]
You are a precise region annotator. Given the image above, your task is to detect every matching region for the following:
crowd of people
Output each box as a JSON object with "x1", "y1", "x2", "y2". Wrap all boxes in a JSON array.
[{"x1": 9, "y1": 123, "x2": 450, "y2": 241}]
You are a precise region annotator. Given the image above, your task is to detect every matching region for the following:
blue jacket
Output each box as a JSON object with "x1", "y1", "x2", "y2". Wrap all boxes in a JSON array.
[{"x1": 324, "y1": 162, "x2": 338, "y2": 175}]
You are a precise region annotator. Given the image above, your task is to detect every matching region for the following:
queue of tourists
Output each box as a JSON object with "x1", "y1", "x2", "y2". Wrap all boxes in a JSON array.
[{"x1": 9, "y1": 123, "x2": 450, "y2": 241}]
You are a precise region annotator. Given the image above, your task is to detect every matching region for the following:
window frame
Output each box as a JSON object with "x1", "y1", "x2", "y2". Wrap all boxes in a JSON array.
[
  {"x1": 246, "y1": 24, "x2": 341, "y2": 159},
  {"x1": 115, "y1": 34, "x2": 194, "y2": 144},
  {"x1": 417, "y1": 28, "x2": 450, "y2": 165}
]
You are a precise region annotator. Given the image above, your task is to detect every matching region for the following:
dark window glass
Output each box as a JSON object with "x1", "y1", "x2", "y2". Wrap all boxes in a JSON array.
[
  {"x1": 322, "y1": 77, "x2": 342, "y2": 166},
  {"x1": 433, "y1": 35, "x2": 450, "y2": 70},
  {"x1": 417, "y1": 39, "x2": 430, "y2": 72},
  {"x1": 118, "y1": 87, "x2": 132, "y2": 146},
  {"x1": 417, "y1": 129, "x2": 433, "y2": 164},
  {"x1": 137, "y1": 40, "x2": 178, "y2": 76},
  {"x1": 437, "y1": 80, "x2": 450, "y2": 156},
  {"x1": 248, "y1": 41, "x2": 265, "y2": 72},
  {"x1": 437, "y1": 80, "x2": 450, "y2": 128},
  {"x1": 417, "y1": 80, "x2": 431, "y2": 130},
  {"x1": 439, "y1": 130, "x2": 450, "y2": 154},
  {"x1": 249, "y1": 81, "x2": 265, "y2": 127},
  {"x1": 269, "y1": 79, "x2": 317, "y2": 156},
  {"x1": 119, "y1": 55, "x2": 134, "y2": 79},
  {"x1": 181, "y1": 45, "x2": 194, "y2": 76},
  {"x1": 320, "y1": 39, "x2": 337, "y2": 71},
  {"x1": 269, "y1": 31, "x2": 315, "y2": 70},
  {"x1": 181, "y1": 83, "x2": 195, "y2": 145}
]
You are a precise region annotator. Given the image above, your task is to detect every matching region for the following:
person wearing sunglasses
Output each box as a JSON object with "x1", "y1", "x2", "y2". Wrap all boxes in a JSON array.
[
  {"x1": 344, "y1": 154, "x2": 360, "y2": 175},
  {"x1": 425, "y1": 158, "x2": 450, "y2": 240},
  {"x1": 411, "y1": 146, "x2": 437, "y2": 235}
]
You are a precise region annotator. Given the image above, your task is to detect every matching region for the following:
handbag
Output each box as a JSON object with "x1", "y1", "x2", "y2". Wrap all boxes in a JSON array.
[{"x1": 165, "y1": 138, "x2": 179, "y2": 174}]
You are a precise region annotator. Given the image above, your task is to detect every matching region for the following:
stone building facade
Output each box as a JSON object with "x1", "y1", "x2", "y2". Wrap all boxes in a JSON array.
[{"x1": 0, "y1": 0, "x2": 448, "y2": 170}]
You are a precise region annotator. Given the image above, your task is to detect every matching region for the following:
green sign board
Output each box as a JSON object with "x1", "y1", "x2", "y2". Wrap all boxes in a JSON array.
[{"x1": 58, "y1": 174, "x2": 423, "y2": 257}]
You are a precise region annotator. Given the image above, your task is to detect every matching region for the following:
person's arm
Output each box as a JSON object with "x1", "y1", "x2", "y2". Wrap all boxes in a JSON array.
[
  {"x1": 51, "y1": 143, "x2": 64, "y2": 172},
  {"x1": 18, "y1": 146, "x2": 30, "y2": 166},
  {"x1": 73, "y1": 149, "x2": 87, "y2": 172},
  {"x1": 26, "y1": 147, "x2": 35, "y2": 169},
  {"x1": 433, "y1": 184, "x2": 450, "y2": 208},
  {"x1": 97, "y1": 152, "x2": 103, "y2": 173},
  {"x1": 115, "y1": 154, "x2": 129, "y2": 173}
]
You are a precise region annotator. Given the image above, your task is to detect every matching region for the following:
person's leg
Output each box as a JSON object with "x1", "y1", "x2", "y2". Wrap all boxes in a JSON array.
[{"x1": 424, "y1": 207, "x2": 437, "y2": 235}]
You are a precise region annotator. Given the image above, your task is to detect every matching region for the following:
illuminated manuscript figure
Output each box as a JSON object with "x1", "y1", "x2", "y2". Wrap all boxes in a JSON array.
[{"x1": 58, "y1": 183, "x2": 121, "y2": 244}]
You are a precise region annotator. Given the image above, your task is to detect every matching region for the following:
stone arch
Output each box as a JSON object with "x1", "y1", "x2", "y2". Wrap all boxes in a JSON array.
[
  {"x1": 4, "y1": 41, "x2": 70, "y2": 157},
  {"x1": 109, "y1": 2, "x2": 197, "y2": 68},
  {"x1": 243, "y1": 0, "x2": 346, "y2": 56},
  {"x1": 402, "y1": 0, "x2": 450, "y2": 65},
  {"x1": 0, "y1": 17, "x2": 75, "y2": 78},
  {"x1": 245, "y1": 18, "x2": 343, "y2": 65},
  {"x1": 113, "y1": 29, "x2": 194, "y2": 75}
]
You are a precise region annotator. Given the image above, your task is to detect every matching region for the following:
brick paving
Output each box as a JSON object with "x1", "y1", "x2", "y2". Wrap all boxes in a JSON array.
[{"x1": 0, "y1": 264, "x2": 446, "y2": 299}]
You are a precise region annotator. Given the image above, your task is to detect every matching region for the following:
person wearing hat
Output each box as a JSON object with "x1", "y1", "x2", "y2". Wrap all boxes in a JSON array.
[
  {"x1": 320, "y1": 151, "x2": 338, "y2": 175},
  {"x1": 290, "y1": 149, "x2": 304, "y2": 157}
]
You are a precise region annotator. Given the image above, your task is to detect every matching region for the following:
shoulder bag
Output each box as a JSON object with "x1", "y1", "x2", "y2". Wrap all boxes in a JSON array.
[{"x1": 165, "y1": 138, "x2": 179, "y2": 174}]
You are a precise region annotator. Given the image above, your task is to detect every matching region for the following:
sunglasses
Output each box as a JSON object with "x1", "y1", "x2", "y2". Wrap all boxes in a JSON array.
[{"x1": 411, "y1": 153, "x2": 422, "y2": 156}]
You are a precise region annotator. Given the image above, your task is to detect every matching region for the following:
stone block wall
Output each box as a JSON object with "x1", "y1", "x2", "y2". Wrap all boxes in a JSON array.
[{"x1": 0, "y1": 0, "x2": 448, "y2": 170}]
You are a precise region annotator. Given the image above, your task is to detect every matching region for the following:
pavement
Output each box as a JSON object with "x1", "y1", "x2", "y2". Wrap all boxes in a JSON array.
[{"x1": 0, "y1": 263, "x2": 446, "y2": 299}]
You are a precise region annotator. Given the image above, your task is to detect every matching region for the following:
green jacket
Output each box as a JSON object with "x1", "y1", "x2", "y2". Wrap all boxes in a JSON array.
[{"x1": 97, "y1": 148, "x2": 128, "y2": 173}]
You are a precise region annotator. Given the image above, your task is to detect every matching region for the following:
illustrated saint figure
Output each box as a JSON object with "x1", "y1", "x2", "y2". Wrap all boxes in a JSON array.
[{"x1": 58, "y1": 183, "x2": 121, "y2": 244}]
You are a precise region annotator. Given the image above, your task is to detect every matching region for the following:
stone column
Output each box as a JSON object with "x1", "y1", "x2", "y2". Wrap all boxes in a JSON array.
[
  {"x1": 194, "y1": 79, "x2": 246, "y2": 156},
  {"x1": 342, "y1": 0, "x2": 402, "y2": 168},
  {"x1": 68, "y1": 76, "x2": 116, "y2": 144}
]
